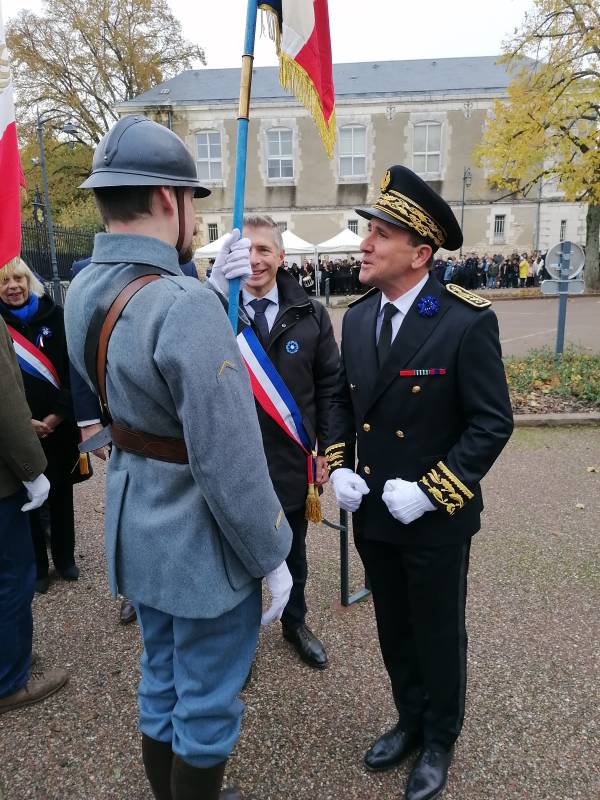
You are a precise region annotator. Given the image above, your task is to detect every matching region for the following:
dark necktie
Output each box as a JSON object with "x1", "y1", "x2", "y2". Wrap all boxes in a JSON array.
[
  {"x1": 249, "y1": 298, "x2": 272, "y2": 347},
  {"x1": 377, "y1": 302, "x2": 399, "y2": 366}
]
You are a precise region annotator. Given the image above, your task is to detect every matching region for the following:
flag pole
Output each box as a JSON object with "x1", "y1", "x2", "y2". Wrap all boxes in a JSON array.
[{"x1": 228, "y1": 0, "x2": 258, "y2": 330}]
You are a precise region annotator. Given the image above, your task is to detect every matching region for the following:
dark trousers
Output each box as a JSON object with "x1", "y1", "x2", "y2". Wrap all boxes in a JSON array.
[
  {"x1": 355, "y1": 536, "x2": 471, "y2": 751},
  {"x1": 0, "y1": 489, "x2": 35, "y2": 697},
  {"x1": 29, "y1": 479, "x2": 75, "y2": 578},
  {"x1": 281, "y1": 508, "x2": 309, "y2": 630}
]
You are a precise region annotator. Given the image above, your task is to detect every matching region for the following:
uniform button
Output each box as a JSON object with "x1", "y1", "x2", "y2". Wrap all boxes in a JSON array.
[
  {"x1": 364, "y1": 465, "x2": 371, "y2": 475},
  {"x1": 411, "y1": 385, "x2": 421, "y2": 394},
  {"x1": 395, "y1": 430, "x2": 405, "y2": 438},
  {"x1": 281, "y1": 323, "x2": 287, "y2": 328},
  {"x1": 350, "y1": 383, "x2": 357, "y2": 390},
  {"x1": 362, "y1": 423, "x2": 371, "y2": 432}
]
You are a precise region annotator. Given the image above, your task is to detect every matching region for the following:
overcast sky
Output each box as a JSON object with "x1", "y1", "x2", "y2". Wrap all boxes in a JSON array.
[{"x1": 3, "y1": 0, "x2": 535, "y2": 68}]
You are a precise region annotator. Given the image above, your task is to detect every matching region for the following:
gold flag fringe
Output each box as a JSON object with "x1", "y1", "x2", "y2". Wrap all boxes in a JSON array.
[{"x1": 259, "y1": 5, "x2": 336, "y2": 160}]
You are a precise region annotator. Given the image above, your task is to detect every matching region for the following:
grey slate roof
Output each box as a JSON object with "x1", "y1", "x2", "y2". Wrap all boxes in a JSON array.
[{"x1": 119, "y1": 56, "x2": 513, "y2": 108}]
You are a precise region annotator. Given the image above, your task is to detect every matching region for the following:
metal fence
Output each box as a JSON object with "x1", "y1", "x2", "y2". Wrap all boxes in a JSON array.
[{"x1": 21, "y1": 222, "x2": 97, "y2": 281}]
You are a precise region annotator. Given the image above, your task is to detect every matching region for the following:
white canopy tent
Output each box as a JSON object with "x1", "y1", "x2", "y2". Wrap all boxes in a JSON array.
[
  {"x1": 281, "y1": 229, "x2": 315, "y2": 256},
  {"x1": 316, "y1": 228, "x2": 363, "y2": 254},
  {"x1": 193, "y1": 233, "x2": 230, "y2": 260}
]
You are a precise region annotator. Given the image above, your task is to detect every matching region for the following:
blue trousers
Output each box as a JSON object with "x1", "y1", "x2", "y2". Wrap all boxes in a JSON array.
[
  {"x1": 137, "y1": 585, "x2": 261, "y2": 767},
  {"x1": 0, "y1": 489, "x2": 35, "y2": 698}
]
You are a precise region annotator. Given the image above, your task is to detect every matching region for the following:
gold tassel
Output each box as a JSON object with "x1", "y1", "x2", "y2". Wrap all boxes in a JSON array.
[
  {"x1": 305, "y1": 482, "x2": 323, "y2": 524},
  {"x1": 79, "y1": 452, "x2": 90, "y2": 476}
]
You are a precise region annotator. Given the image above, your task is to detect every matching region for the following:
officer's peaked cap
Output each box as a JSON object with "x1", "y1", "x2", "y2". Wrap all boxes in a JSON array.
[
  {"x1": 356, "y1": 165, "x2": 462, "y2": 251},
  {"x1": 79, "y1": 115, "x2": 210, "y2": 198}
]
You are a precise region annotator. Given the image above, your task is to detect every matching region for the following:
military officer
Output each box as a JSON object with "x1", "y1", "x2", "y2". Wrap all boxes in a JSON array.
[
  {"x1": 65, "y1": 116, "x2": 293, "y2": 800},
  {"x1": 326, "y1": 166, "x2": 513, "y2": 800}
]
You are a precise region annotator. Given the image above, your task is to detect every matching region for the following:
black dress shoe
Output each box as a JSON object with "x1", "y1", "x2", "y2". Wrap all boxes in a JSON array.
[
  {"x1": 58, "y1": 565, "x2": 79, "y2": 581},
  {"x1": 405, "y1": 746, "x2": 453, "y2": 800},
  {"x1": 119, "y1": 598, "x2": 137, "y2": 625},
  {"x1": 35, "y1": 576, "x2": 50, "y2": 594},
  {"x1": 282, "y1": 624, "x2": 328, "y2": 669},
  {"x1": 364, "y1": 724, "x2": 421, "y2": 772}
]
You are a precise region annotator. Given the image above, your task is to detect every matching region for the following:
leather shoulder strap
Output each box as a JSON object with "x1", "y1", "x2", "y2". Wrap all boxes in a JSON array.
[
  {"x1": 83, "y1": 265, "x2": 167, "y2": 414},
  {"x1": 96, "y1": 274, "x2": 161, "y2": 415}
]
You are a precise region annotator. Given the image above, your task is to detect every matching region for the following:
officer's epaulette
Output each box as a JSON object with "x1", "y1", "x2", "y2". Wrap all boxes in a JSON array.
[
  {"x1": 445, "y1": 283, "x2": 491, "y2": 309},
  {"x1": 348, "y1": 287, "x2": 379, "y2": 308}
]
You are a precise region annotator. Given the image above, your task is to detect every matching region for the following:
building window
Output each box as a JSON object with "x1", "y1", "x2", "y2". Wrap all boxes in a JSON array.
[
  {"x1": 338, "y1": 125, "x2": 366, "y2": 179},
  {"x1": 559, "y1": 219, "x2": 567, "y2": 241},
  {"x1": 347, "y1": 219, "x2": 358, "y2": 234},
  {"x1": 493, "y1": 215, "x2": 506, "y2": 244},
  {"x1": 413, "y1": 122, "x2": 441, "y2": 174},
  {"x1": 267, "y1": 128, "x2": 294, "y2": 179},
  {"x1": 208, "y1": 223, "x2": 219, "y2": 242},
  {"x1": 276, "y1": 221, "x2": 288, "y2": 233},
  {"x1": 196, "y1": 131, "x2": 222, "y2": 181}
]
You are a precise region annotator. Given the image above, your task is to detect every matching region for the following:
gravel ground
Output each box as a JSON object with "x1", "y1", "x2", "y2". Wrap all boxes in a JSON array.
[{"x1": 1, "y1": 426, "x2": 599, "y2": 800}]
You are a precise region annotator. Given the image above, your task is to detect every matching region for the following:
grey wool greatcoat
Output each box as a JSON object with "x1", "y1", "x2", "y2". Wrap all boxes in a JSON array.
[{"x1": 64, "y1": 233, "x2": 292, "y2": 619}]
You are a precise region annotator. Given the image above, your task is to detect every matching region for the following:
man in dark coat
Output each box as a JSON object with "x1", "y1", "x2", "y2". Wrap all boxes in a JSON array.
[
  {"x1": 209, "y1": 215, "x2": 339, "y2": 668},
  {"x1": 326, "y1": 166, "x2": 513, "y2": 800}
]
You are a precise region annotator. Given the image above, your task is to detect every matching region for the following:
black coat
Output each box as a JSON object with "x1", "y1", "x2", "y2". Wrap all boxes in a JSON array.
[
  {"x1": 0, "y1": 294, "x2": 80, "y2": 484},
  {"x1": 326, "y1": 274, "x2": 513, "y2": 546},
  {"x1": 235, "y1": 270, "x2": 339, "y2": 512}
]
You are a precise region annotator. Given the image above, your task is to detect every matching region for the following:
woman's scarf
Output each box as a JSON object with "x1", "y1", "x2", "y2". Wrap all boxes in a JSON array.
[{"x1": 1, "y1": 292, "x2": 40, "y2": 323}]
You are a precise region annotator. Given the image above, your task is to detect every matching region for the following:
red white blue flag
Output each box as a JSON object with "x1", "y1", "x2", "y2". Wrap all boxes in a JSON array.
[
  {"x1": 260, "y1": 0, "x2": 336, "y2": 158},
  {"x1": 0, "y1": 2, "x2": 25, "y2": 269}
]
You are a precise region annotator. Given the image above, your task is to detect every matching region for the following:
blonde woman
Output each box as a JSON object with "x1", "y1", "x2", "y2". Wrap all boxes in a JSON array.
[{"x1": 0, "y1": 259, "x2": 81, "y2": 593}]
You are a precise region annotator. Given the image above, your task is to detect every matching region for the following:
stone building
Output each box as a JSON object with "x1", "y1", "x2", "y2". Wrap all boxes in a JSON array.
[{"x1": 116, "y1": 56, "x2": 586, "y2": 256}]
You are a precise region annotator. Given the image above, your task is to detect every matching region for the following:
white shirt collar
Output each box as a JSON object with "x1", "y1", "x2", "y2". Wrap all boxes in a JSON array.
[
  {"x1": 242, "y1": 283, "x2": 279, "y2": 307},
  {"x1": 379, "y1": 273, "x2": 430, "y2": 317}
]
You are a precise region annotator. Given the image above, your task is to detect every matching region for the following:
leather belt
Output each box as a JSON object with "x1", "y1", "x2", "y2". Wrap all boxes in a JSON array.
[{"x1": 111, "y1": 423, "x2": 189, "y2": 464}]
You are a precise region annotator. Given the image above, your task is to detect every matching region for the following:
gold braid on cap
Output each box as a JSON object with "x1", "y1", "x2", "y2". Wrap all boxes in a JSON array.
[{"x1": 374, "y1": 189, "x2": 446, "y2": 247}]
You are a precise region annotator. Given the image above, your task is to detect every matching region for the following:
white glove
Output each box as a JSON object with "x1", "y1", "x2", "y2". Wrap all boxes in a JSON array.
[
  {"x1": 261, "y1": 561, "x2": 293, "y2": 625},
  {"x1": 330, "y1": 467, "x2": 370, "y2": 512},
  {"x1": 21, "y1": 474, "x2": 50, "y2": 512},
  {"x1": 382, "y1": 478, "x2": 436, "y2": 524},
  {"x1": 208, "y1": 229, "x2": 252, "y2": 296}
]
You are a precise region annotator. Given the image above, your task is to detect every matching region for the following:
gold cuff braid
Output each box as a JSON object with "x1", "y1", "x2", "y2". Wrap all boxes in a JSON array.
[
  {"x1": 419, "y1": 461, "x2": 474, "y2": 515},
  {"x1": 325, "y1": 442, "x2": 345, "y2": 470}
]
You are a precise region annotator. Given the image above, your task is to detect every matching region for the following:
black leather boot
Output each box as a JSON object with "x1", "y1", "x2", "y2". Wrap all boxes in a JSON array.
[
  {"x1": 141, "y1": 733, "x2": 173, "y2": 800},
  {"x1": 170, "y1": 755, "x2": 241, "y2": 800}
]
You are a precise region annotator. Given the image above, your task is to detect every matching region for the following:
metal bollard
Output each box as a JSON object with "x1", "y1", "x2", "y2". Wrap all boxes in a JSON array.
[
  {"x1": 321, "y1": 509, "x2": 371, "y2": 607},
  {"x1": 325, "y1": 277, "x2": 331, "y2": 307}
]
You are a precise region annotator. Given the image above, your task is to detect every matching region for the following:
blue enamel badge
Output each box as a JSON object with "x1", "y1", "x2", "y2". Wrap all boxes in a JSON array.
[{"x1": 286, "y1": 339, "x2": 300, "y2": 354}]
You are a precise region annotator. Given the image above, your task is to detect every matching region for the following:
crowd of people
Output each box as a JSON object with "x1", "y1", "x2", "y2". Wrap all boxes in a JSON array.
[
  {"x1": 281, "y1": 250, "x2": 549, "y2": 296},
  {"x1": 1, "y1": 116, "x2": 515, "y2": 800},
  {"x1": 433, "y1": 251, "x2": 548, "y2": 290}
]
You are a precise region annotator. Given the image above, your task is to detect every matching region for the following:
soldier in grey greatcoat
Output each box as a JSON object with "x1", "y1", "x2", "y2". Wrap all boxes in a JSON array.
[{"x1": 64, "y1": 116, "x2": 293, "y2": 800}]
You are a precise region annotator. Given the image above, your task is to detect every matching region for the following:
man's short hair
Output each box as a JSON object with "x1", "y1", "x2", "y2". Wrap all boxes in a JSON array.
[
  {"x1": 93, "y1": 186, "x2": 155, "y2": 226},
  {"x1": 406, "y1": 230, "x2": 434, "y2": 270},
  {"x1": 243, "y1": 214, "x2": 284, "y2": 252}
]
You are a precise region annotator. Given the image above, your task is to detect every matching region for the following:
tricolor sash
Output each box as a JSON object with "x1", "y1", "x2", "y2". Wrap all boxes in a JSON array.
[
  {"x1": 6, "y1": 323, "x2": 61, "y2": 390},
  {"x1": 237, "y1": 326, "x2": 322, "y2": 522}
]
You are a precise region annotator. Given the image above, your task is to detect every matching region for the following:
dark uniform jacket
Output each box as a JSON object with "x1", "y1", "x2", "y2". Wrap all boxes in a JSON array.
[
  {"x1": 219, "y1": 269, "x2": 339, "y2": 513},
  {"x1": 0, "y1": 295, "x2": 80, "y2": 486},
  {"x1": 326, "y1": 274, "x2": 513, "y2": 547}
]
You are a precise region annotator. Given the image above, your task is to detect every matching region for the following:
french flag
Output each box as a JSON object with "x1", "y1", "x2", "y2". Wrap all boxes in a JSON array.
[
  {"x1": 0, "y1": 2, "x2": 25, "y2": 269},
  {"x1": 260, "y1": 0, "x2": 336, "y2": 158}
]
